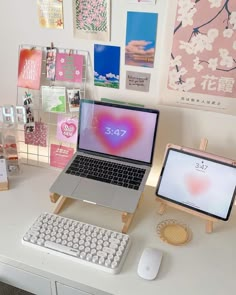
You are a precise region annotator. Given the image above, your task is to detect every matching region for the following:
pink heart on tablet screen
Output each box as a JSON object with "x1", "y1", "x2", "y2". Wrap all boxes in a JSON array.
[
  {"x1": 93, "y1": 112, "x2": 142, "y2": 153},
  {"x1": 185, "y1": 174, "x2": 210, "y2": 196}
]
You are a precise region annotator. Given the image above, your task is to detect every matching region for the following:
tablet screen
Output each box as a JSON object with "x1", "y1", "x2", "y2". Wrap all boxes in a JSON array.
[{"x1": 156, "y1": 148, "x2": 236, "y2": 220}]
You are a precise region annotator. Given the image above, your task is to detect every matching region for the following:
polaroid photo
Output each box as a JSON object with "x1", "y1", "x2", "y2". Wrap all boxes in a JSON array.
[
  {"x1": 46, "y1": 48, "x2": 57, "y2": 81},
  {"x1": 67, "y1": 88, "x2": 81, "y2": 112}
]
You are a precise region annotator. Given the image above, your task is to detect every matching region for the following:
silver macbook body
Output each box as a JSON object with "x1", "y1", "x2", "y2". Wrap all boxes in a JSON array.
[{"x1": 50, "y1": 99, "x2": 159, "y2": 213}]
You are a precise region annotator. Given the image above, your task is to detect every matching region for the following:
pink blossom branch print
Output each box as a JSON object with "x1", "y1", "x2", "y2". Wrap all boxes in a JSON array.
[{"x1": 168, "y1": 0, "x2": 236, "y2": 97}]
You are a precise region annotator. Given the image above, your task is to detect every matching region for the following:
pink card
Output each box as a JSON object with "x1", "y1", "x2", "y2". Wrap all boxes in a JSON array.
[
  {"x1": 56, "y1": 115, "x2": 78, "y2": 144},
  {"x1": 24, "y1": 122, "x2": 48, "y2": 147},
  {"x1": 17, "y1": 48, "x2": 42, "y2": 90},
  {"x1": 55, "y1": 53, "x2": 83, "y2": 83},
  {"x1": 50, "y1": 144, "x2": 74, "y2": 169}
]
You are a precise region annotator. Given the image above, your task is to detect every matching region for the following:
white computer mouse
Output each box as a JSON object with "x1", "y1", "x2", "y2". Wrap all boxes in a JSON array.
[{"x1": 137, "y1": 247, "x2": 163, "y2": 280}]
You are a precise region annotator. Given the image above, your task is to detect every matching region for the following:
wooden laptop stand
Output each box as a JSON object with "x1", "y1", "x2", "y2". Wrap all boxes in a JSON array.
[
  {"x1": 156, "y1": 138, "x2": 218, "y2": 233},
  {"x1": 49, "y1": 192, "x2": 143, "y2": 234}
]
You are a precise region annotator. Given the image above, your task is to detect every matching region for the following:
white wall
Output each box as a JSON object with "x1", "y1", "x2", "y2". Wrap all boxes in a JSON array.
[{"x1": 0, "y1": 1, "x2": 235, "y2": 185}]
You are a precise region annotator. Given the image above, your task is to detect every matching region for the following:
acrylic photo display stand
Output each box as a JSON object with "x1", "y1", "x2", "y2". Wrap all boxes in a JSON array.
[
  {"x1": 16, "y1": 43, "x2": 95, "y2": 168},
  {"x1": 156, "y1": 138, "x2": 218, "y2": 233},
  {"x1": 49, "y1": 192, "x2": 143, "y2": 234}
]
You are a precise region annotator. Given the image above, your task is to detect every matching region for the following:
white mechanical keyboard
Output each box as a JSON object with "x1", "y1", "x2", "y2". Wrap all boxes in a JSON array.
[{"x1": 22, "y1": 212, "x2": 131, "y2": 274}]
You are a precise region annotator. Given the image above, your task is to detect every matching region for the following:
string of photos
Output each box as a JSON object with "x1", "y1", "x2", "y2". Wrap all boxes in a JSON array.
[{"x1": 0, "y1": 43, "x2": 95, "y2": 172}]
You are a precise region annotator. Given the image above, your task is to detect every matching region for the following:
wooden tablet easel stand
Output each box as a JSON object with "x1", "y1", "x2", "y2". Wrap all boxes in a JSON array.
[
  {"x1": 156, "y1": 138, "x2": 218, "y2": 233},
  {"x1": 49, "y1": 192, "x2": 143, "y2": 234}
]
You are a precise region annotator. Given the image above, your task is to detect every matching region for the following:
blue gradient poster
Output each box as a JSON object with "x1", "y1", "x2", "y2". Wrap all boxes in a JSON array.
[
  {"x1": 94, "y1": 44, "x2": 120, "y2": 89},
  {"x1": 125, "y1": 11, "x2": 158, "y2": 68}
]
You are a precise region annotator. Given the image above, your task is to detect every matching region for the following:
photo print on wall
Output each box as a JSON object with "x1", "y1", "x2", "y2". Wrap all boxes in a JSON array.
[
  {"x1": 73, "y1": 0, "x2": 111, "y2": 41},
  {"x1": 166, "y1": 0, "x2": 236, "y2": 113},
  {"x1": 37, "y1": 0, "x2": 64, "y2": 29},
  {"x1": 94, "y1": 44, "x2": 120, "y2": 89},
  {"x1": 125, "y1": 11, "x2": 158, "y2": 68}
]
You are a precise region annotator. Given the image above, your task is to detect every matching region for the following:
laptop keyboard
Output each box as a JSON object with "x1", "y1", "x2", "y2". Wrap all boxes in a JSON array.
[{"x1": 66, "y1": 155, "x2": 146, "y2": 190}]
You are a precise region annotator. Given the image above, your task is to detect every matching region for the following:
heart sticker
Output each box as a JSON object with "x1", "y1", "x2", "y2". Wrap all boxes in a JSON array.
[
  {"x1": 93, "y1": 112, "x2": 142, "y2": 153},
  {"x1": 56, "y1": 115, "x2": 78, "y2": 144},
  {"x1": 61, "y1": 122, "x2": 76, "y2": 138},
  {"x1": 185, "y1": 174, "x2": 210, "y2": 196}
]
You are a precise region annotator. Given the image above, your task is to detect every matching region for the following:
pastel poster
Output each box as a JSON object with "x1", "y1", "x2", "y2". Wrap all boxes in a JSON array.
[
  {"x1": 94, "y1": 44, "x2": 120, "y2": 89},
  {"x1": 125, "y1": 11, "x2": 158, "y2": 68},
  {"x1": 17, "y1": 48, "x2": 42, "y2": 90},
  {"x1": 55, "y1": 53, "x2": 83, "y2": 83},
  {"x1": 168, "y1": 0, "x2": 236, "y2": 98}
]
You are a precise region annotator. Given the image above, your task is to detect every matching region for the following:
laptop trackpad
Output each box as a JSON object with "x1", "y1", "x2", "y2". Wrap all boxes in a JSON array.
[{"x1": 72, "y1": 178, "x2": 115, "y2": 205}]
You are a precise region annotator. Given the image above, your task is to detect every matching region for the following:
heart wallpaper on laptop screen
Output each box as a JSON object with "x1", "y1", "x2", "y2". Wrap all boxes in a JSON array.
[
  {"x1": 93, "y1": 112, "x2": 142, "y2": 154},
  {"x1": 79, "y1": 103, "x2": 158, "y2": 163}
]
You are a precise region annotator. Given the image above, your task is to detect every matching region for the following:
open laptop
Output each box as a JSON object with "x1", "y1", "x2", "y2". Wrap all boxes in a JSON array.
[
  {"x1": 50, "y1": 99, "x2": 159, "y2": 213},
  {"x1": 156, "y1": 144, "x2": 236, "y2": 221}
]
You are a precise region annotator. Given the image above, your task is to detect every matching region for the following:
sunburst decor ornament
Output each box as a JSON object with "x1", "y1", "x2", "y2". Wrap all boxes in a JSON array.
[{"x1": 156, "y1": 219, "x2": 192, "y2": 246}]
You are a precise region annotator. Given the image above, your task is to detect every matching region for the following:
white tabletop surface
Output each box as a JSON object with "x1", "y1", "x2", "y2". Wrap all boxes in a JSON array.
[{"x1": 0, "y1": 165, "x2": 235, "y2": 295}]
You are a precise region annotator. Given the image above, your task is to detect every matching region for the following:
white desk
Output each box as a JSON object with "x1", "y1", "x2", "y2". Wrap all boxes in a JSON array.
[{"x1": 0, "y1": 165, "x2": 235, "y2": 295}]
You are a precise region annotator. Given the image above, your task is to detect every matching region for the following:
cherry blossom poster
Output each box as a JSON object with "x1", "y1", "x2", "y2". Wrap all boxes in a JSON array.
[
  {"x1": 165, "y1": 0, "x2": 236, "y2": 114},
  {"x1": 73, "y1": 0, "x2": 110, "y2": 41}
]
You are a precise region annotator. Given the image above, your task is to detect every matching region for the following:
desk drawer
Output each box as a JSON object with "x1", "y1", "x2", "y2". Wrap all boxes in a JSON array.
[
  {"x1": 56, "y1": 282, "x2": 112, "y2": 295},
  {"x1": 0, "y1": 262, "x2": 51, "y2": 295},
  {"x1": 56, "y1": 283, "x2": 90, "y2": 295}
]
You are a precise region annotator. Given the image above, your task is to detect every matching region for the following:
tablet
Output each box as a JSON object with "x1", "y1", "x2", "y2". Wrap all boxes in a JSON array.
[{"x1": 156, "y1": 144, "x2": 236, "y2": 221}]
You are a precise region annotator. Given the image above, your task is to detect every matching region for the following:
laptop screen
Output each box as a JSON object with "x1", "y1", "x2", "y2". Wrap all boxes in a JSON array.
[
  {"x1": 78, "y1": 99, "x2": 159, "y2": 164},
  {"x1": 156, "y1": 147, "x2": 236, "y2": 221}
]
